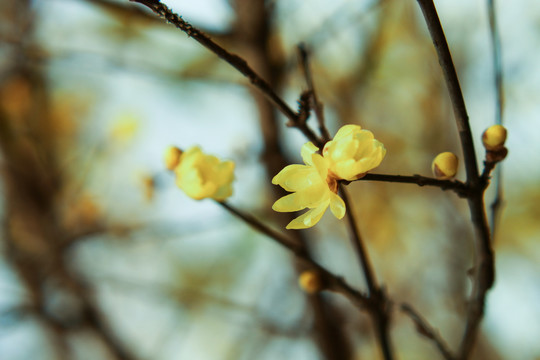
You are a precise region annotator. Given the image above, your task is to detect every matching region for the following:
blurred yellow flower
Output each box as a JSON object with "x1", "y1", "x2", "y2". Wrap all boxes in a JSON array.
[
  {"x1": 272, "y1": 142, "x2": 345, "y2": 229},
  {"x1": 173, "y1": 146, "x2": 234, "y2": 201},
  {"x1": 110, "y1": 113, "x2": 139, "y2": 144},
  {"x1": 323, "y1": 124, "x2": 386, "y2": 180}
]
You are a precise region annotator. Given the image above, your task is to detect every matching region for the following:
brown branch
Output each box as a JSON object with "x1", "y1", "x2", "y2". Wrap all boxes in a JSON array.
[
  {"x1": 297, "y1": 44, "x2": 331, "y2": 142},
  {"x1": 416, "y1": 0, "x2": 479, "y2": 184},
  {"x1": 401, "y1": 303, "x2": 455, "y2": 360},
  {"x1": 486, "y1": 0, "x2": 505, "y2": 240},
  {"x1": 416, "y1": 2, "x2": 496, "y2": 359},
  {"x1": 217, "y1": 201, "x2": 371, "y2": 310},
  {"x1": 351, "y1": 173, "x2": 469, "y2": 197},
  {"x1": 487, "y1": 0, "x2": 504, "y2": 127},
  {"x1": 339, "y1": 186, "x2": 394, "y2": 360},
  {"x1": 339, "y1": 186, "x2": 377, "y2": 292},
  {"x1": 129, "y1": 0, "x2": 323, "y2": 147}
]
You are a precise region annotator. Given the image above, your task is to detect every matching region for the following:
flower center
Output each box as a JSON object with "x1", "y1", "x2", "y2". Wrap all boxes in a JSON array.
[{"x1": 326, "y1": 171, "x2": 339, "y2": 193}]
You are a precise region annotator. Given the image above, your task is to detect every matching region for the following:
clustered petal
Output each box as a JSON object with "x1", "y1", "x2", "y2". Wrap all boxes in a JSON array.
[
  {"x1": 166, "y1": 146, "x2": 235, "y2": 201},
  {"x1": 272, "y1": 124, "x2": 385, "y2": 230},
  {"x1": 272, "y1": 143, "x2": 346, "y2": 229},
  {"x1": 323, "y1": 124, "x2": 387, "y2": 180}
]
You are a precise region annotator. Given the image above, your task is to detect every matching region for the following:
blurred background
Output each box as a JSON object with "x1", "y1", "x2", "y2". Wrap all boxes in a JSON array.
[{"x1": 1, "y1": 0, "x2": 539, "y2": 359}]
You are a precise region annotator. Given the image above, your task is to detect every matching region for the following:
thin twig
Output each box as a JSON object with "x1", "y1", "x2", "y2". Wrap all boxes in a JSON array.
[
  {"x1": 339, "y1": 186, "x2": 377, "y2": 293},
  {"x1": 217, "y1": 201, "x2": 371, "y2": 310},
  {"x1": 218, "y1": 201, "x2": 304, "y2": 256},
  {"x1": 487, "y1": 0, "x2": 504, "y2": 127},
  {"x1": 401, "y1": 303, "x2": 455, "y2": 360},
  {"x1": 297, "y1": 44, "x2": 331, "y2": 142},
  {"x1": 129, "y1": 0, "x2": 323, "y2": 147},
  {"x1": 339, "y1": 186, "x2": 394, "y2": 360},
  {"x1": 352, "y1": 173, "x2": 469, "y2": 197},
  {"x1": 487, "y1": 0, "x2": 505, "y2": 240}
]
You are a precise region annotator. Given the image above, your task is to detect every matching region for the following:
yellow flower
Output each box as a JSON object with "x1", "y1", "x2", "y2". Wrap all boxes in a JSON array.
[
  {"x1": 110, "y1": 113, "x2": 139, "y2": 144},
  {"x1": 322, "y1": 124, "x2": 386, "y2": 180},
  {"x1": 272, "y1": 142, "x2": 345, "y2": 229},
  {"x1": 174, "y1": 146, "x2": 234, "y2": 201}
]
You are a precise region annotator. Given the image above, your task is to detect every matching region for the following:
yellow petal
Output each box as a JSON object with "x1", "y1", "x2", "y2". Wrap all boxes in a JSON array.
[
  {"x1": 272, "y1": 193, "x2": 307, "y2": 212},
  {"x1": 164, "y1": 146, "x2": 183, "y2": 170},
  {"x1": 311, "y1": 153, "x2": 329, "y2": 180},
  {"x1": 177, "y1": 168, "x2": 217, "y2": 200},
  {"x1": 212, "y1": 184, "x2": 233, "y2": 201},
  {"x1": 351, "y1": 131, "x2": 375, "y2": 159},
  {"x1": 334, "y1": 159, "x2": 356, "y2": 180},
  {"x1": 273, "y1": 183, "x2": 329, "y2": 212},
  {"x1": 272, "y1": 165, "x2": 317, "y2": 191},
  {"x1": 333, "y1": 124, "x2": 360, "y2": 140},
  {"x1": 272, "y1": 164, "x2": 307, "y2": 186},
  {"x1": 286, "y1": 200, "x2": 330, "y2": 229},
  {"x1": 174, "y1": 146, "x2": 235, "y2": 200},
  {"x1": 301, "y1": 142, "x2": 319, "y2": 165},
  {"x1": 329, "y1": 193, "x2": 346, "y2": 219}
]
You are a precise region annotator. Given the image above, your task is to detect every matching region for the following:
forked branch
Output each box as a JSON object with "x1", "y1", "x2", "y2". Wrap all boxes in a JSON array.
[{"x1": 416, "y1": 1, "x2": 496, "y2": 359}]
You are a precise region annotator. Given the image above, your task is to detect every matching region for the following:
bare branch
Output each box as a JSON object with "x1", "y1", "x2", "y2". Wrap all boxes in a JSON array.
[
  {"x1": 416, "y1": 0, "x2": 478, "y2": 184},
  {"x1": 351, "y1": 173, "x2": 469, "y2": 197},
  {"x1": 415, "y1": 2, "x2": 496, "y2": 358},
  {"x1": 401, "y1": 303, "x2": 455, "y2": 360},
  {"x1": 297, "y1": 44, "x2": 331, "y2": 142},
  {"x1": 217, "y1": 201, "x2": 371, "y2": 310},
  {"x1": 486, "y1": 0, "x2": 505, "y2": 240},
  {"x1": 339, "y1": 185, "x2": 394, "y2": 360},
  {"x1": 129, "y1": 0, "x2": 323, "y2": 147}
]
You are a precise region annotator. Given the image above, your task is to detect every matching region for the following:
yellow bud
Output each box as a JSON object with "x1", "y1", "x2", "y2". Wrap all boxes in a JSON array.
[
  {"x1": 140, "y1": 174, "x2": 155, "y2": 202},
  {"x1": 482, "y1": 124, "x2": 507, "y2": 151},
  {"x1": 164, "y1": 146, "x2": 183, "y2": 170},
  {"x1": 432, "y1": 152, "x2": 458, "y2": 180},
  {"x1": 298, "y1": 271, "x2": 323, "y2": 294}
]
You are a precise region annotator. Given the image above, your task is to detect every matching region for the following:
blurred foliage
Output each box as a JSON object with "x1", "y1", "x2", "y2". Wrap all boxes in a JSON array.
[{"x1": 1, "y1": 0, "x2": 539, "y2": 359}]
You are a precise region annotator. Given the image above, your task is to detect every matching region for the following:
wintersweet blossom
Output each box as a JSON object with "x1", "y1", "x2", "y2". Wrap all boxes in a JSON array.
[
  {"x1": 272, "y1": 142, "x2": 346, "y2": 229},
  {"x1": 323, "y1": 124, "x2": 386, "y2": 180},
  {"x1": 272, "y1": 124, "x2": 386, "y2": 230},
  {"x1": 172, "y1": 146, "x2": 234, "y2": 201}
]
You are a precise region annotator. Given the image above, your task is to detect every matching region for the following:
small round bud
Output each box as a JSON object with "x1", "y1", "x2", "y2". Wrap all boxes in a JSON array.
[
  {"x1": 164, "y1": 146, "x2": 183, "y2": 170},
  {"x1": 432, "y1": 152, "x2": 458, "y2": 180},
  {"x1": 298, "y1": 270, "x2": 323, "y2": 294},
  {"x1": 482, "y1": 125, "x2": 507, "y2": 151}
]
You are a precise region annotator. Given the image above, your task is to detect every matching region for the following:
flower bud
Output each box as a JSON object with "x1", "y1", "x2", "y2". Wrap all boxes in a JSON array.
[
  {"x1": 164, "y1": 146, "x2": 183, "y2": 170},
  {"x1": 298, "y1": 270, "x2": 323, "y2": 294},
  {"x1": 482, "y1": 125, "x2": 507, "y2": 151},
  {"x1": 432, "y1": 152, "x2": 458, "y2": 180}
]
